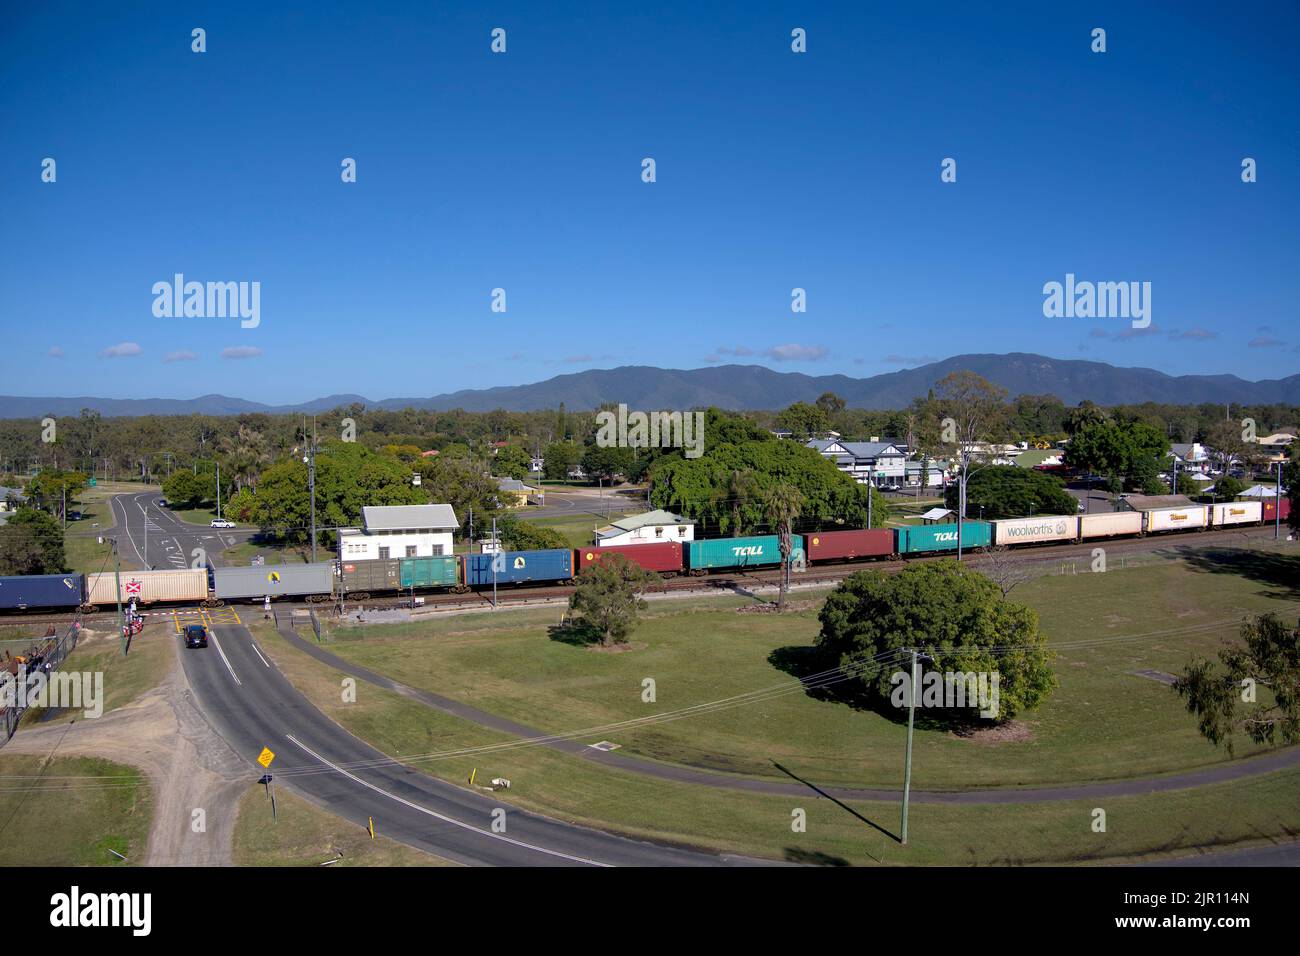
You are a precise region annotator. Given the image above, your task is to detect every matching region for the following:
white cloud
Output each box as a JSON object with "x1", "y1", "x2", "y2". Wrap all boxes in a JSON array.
[
  {"x1": 99, "y1": 342, "x2": 142, "y2": 358},
  {"x1": 165, "y1": 350, "x2": 198, "y2": 362},
  {"x1": 763, "y1": 343, "x2": 827, "y2": 362},
  {"x1": 220, "y1": 346, "x2": 262, "y2": 359},
  {"x1": 47, "y1": 346, "x2": 64, "y2": 358}
]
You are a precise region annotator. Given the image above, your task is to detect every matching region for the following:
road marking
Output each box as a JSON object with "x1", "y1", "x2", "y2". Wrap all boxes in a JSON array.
[
  {"x1": 209, "y1": 632, "x2": 242, "y2": 686},
  {"x1": 249, "y1": 641, "x2": 271, "y2": 668},
  {"x1": 114, "y1": 496, "x2": 146, "y2": 566},
  {"x1": 286, "y1": 735, "x2": 612, "y2": 867}
]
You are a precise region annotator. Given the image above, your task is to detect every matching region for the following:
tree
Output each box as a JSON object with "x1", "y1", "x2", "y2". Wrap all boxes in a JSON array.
[
  {"x1": 24, "y1": 469, "x2": 88, "y2": 517},
  {"x1": 1205, "y1": 420, "x2": 1247, "y2": 476},
  {"x1": 816, "y1": 560, "x2": 1055, "y2": 721},
  {"x1": 494, "y1": 444, "x2": 532, "y2": 481},
  {"x1": 1064, "y1": 401, "x2": 1108, "y2": 436},
  {"x1": 815, "y1": 391, "x2": 846, "y2": 417},
  {"x1": 495, "y1": 514, "x2": 570, "y2": 551},
  {"x1": 568, "y1": 554, "x2": 659, "y2": 646},
  {"x1": 714, "y1": 469, "x2": 759, "y2": 536},
  {"x1": 762, "y1": 482, "x2": 803, "y2": 612},
  {"x1": 974, "y1": 545, "x2": 1035, "y2": 598},
  {"x1": 581, "y1": 444, "x2": 634, "y2": 483},
  {"x1": 776, "y1": 402, "x2": 829, "y2": 440},
  {"x1": 0, "y1": 507, "x2": 66, "y2": 574},
  {"x1": 935, "y1": 371, "x2": 1007, "y2": 556},
  {"x1": 1064, "y1": 419, "x2": 1169, "y2": 488},
  {"x1": 162, "y1": 470, "x2": 210, "y2": 509},
  {"x1": 542, "y1": 441, "x2": 582, "y2": 481},
  {"x1": 1213, "y1": 475, "x2": 1245, "y2": 500},
  {"x1": 944, "y1": 465, "x2": 1077, "y2": 519},
  {"x1": 1175, "y1": 613, "x2": 1300, "y2": 755}
]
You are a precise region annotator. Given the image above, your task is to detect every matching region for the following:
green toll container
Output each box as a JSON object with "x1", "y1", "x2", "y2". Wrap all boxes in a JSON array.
[
  {"x1": 399, "y1": 555, "x2": 461, "y2": 589},
  {"x1": 685, "y1": 534, "x2": 803, "y2": 570},
  {"x1": 898, "y1": 521, "x2": 991, "y2": 554}
]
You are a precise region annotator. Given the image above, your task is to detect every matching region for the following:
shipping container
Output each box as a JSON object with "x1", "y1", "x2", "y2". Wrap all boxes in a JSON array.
[
  {"x1": 578, "y1": 542, "x2": 682, "y2": 574},
  {"x1": 1078, "y1": 511, "x2": 1143, "y2": 539},
  {"x1": 340, "y1": 558, "x2": 401, "y2": 594},
  {"x1": 399, "y1": 555, "x2": 462, "y2": 589},
  {"x1": 991, "y1": 515, "x2": 1079, "y2": 547},
  {"x1": 0, "y1": 573, "x2": 84, "y2": 611},
  {"x1": 213, "y1": 563, "x2": 336, "y2": 601},
  {"x1": 463, "y1": 549, "x2": 573, "y2": 587},
  {"x1": 804, "y1": 529, "x2": 895, "y2": 562},
  {"x1": 685, "y1": 535, "x2": 801, "y2": 571},
  {"x1": 1143, "y1": 506, "x2": 1208, "y2": 533},
  {"x1": 1263, "y1": 497, "x2": 1292, "y2": 524},
  {"x1": 898, "y1": 522, "x2": 991, "y2": 554},
  {"x1": 1211, "y1": 501, "x2": 1262, "y2": 527},
  {"x1": 85, "y1": 568, "x2": 208, "y2": 607}
]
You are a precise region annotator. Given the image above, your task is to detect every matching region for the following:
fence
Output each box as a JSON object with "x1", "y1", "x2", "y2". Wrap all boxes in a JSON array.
[{"x1": 1, "y1": 621, "x2": 81, "y2": 748}]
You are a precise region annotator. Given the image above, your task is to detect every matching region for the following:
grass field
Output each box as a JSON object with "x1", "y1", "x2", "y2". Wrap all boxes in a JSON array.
[
  {"x1": 221, "y1": 539, "x2": 314, "y2": 566},
  {"x1": 310, "y1": 541, "x2": 1300, "y2": 791},
  {"x1": 0, "y1": 755, "x2": 151, "y2": 865},
  {"x1": 232, "y1": 784, "x2": 453, "y2": 866},
  {"x1": 250, "y1": 621, "x2": 1300, "y2": 865},
  {"x1": 530, "y1": 511, "x2": 632, "y2": 547}
]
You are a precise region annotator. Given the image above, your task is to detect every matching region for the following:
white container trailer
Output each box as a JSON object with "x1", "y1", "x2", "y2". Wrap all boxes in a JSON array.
[
  {"x1": 212, "y1": 563, "x2": 336, "y2": 601},
  {"x1": 1079, "y1": 511, "x2": 1144, "y2": 539},
  {"x1": 85, "y1": 568, "x2": 208, "y2": 608},
  {"x1": 992, "y1": 515, "x2": 1079, "y2": 546},
  {"x1": 1211, "y1": 501, "x2": 1262, "y2": 526},
  {"x1": 1144, "y1": 506, "x2": 1208, "y2": 533}
]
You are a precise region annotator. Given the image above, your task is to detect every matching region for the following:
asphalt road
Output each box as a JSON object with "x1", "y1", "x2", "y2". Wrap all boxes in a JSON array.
[
  {"x1": 109, "y1": 491, "x2": 250, "y2": 569},
  {"x1": 179, "y1": 618, "x2": 756, "y2": 866}
]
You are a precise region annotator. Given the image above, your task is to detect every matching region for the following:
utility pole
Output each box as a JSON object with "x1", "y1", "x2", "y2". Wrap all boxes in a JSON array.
[
  {"x1": 1276, "y1": 461, "x2": 1283, "y2": 540},
  {"x1": 216, "y1": 461, "x2": 221, "y2": 520},
  {"x1": 491, "y1": 516, "x2": 498, "y2": 609},
  {"x1": 467, "y1": 507, "x2": 474, "y2": 553},
  {"x1": 867, "y1": 464, "x2": 874, "y2": 528},
  {"x1": 113, "y1": 544, "x2": 125, "y2": 656},
  {"x1": 306, "y1": 418, "x2": 318, "y2": 562},
  {"x1": 956, "y1": 471, "x2": 966, "y2": 561},
  {"x1": 901, "y1": 647, "x2": 927, "y2": 845}
]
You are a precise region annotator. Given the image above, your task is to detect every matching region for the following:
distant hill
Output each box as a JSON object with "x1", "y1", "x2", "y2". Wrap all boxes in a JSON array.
[{"x1": 3, "y1": 354, "x2": 1298, "y2": 418}]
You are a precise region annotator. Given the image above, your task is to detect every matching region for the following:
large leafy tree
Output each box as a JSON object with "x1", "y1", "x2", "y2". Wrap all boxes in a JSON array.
[
  {"x1": 494, "y1": 444, "x2": 533, "y2": 481},
  {"x1": 162, "y1": 470, "x2": 212, "y2": 508},
  {"x1": 762, "y1": 481, "x2": 804, "y2": 612},
  {"x1": 944, "y1": 465, "x2": 1077, "y2": 519},
  {"x1": 816, "y1": 560, "x2": 1055, "y2": 721},
  {"x1": 776, "y1": 401, "x2": 830, "y2": 440},
  {"x1": 568, "y1": 554, "x2": 659, "y2": 646},
  {"x1": 1063, "y1": 418, "x2": 1169, "y2": 484},
  {"x1": 542, "y1": 441, "x2": 582, "y2": 481},
  {"x1": 1175, "y1": 613, "x2": 1300, "y2": 754},
  {"x1": 0, "y1": 507, "x2": 67, "y2": 574}
]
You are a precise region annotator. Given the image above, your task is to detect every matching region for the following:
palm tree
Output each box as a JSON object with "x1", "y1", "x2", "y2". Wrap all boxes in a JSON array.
[{"x1": 762, "y1": 482, "x2": 804, "y2": 612}]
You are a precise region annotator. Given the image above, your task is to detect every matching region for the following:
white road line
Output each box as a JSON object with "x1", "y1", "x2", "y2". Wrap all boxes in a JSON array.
[
  {"x1": 114, "y1": 496, "x2": 146, "y2": 566},
  {"x1": 209, "y1": 632, "x2": 242, "y2": 686},
  {"x1": 249, "y1": 641, "x2": 271, "y2": 668},
  {"x1": 286, "y1": 735, "x2": 612, "y2": 867}
]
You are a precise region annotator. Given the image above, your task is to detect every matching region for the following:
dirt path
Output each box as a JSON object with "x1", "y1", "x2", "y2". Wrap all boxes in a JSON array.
[{"x1": 3, "y1": 632, "x2": 249, "y2": 865}]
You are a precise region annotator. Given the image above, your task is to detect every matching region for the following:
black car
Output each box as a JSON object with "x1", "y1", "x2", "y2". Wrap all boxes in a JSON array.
[{"x1": 184, "y1": 624, "x2": 208, "y2": 648}]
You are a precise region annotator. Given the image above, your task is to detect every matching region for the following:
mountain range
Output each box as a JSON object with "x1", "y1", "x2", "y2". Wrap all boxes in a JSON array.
[{"x1": 2, "y1": 353, "x2": 1297, "y2": 418}]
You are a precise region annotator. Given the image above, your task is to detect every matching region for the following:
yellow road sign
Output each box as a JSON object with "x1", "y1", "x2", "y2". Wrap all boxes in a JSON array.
[{"x1": 257, "y1": 746, "x2": 276, "y2": 768}]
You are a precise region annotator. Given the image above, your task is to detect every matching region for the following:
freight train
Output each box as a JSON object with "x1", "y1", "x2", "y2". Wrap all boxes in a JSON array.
[{"x1": 0, "y1": 497, "x2": 1289, "y2": 614}]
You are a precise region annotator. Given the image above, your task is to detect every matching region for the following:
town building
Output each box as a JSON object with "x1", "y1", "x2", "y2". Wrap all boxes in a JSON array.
[
  {"x1": 806, "y1": 439, "x2": 907, "y2": 488},
  {"x1": 595, "y1": 509, "x2": 695, "y2": 546},
  {"x1": 1116, "y1": 494, "x2": 1197, "y2": 512},
  {"x1": 495, "y1": 476, "x2": 539, "y2": 508},
  {"x1": 1168, "y1": 443, "x2": 1211, "y2": 474},
  {"x1": 338, "y1": 503, "x2": 459, "y2": 561},
  {"x1": 0, "y1": 486, "x2": 26, "y2": 512}
]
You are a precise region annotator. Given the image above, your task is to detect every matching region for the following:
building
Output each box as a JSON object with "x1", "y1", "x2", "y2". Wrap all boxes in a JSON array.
[
  {"x1": 0, "y1": 486, "x2": 26, "y2": 513},
  {"x1": 919, "y1": 507, "x2": 955, "y2": 524},
  {"x1": 1116, "y1": 494, "x2": 1196, "y2": 512},
  {"x1": 1168, "y1": 443, "x2": 1211, "y2": 474},
  {"x1": 495, "y1": 476, "x2": 539, "y2": 508},
  {"x1": 807, "y1": 439, "x2": 907, "y2": 488},
  {"x1": 1012, "y1": 449, "x2": 1064, "y2": 469},
  {"x1": 595, "y1": 509, "x2": 695, "y2": 546},
  {"x1": 338, "y1": 504, "x2": 459, "y2": 561},
  {"x1": 903, "y1": 459, "x2": 946, "y2": 488}
]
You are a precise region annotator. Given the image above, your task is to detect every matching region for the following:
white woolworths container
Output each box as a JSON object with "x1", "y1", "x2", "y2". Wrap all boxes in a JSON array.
[
  {"x1": 85, "y1": 568, "x2": 208, "y2": 606},
  {"x1": 1211, "y1": 501, "x2": 1262, "y2": 526},
  {"x1": 992, "y1": 515, "x2": 1078, "y2": 546},
  {"x1": 1078, "y1": 511, "x2": 1143, "y2": 539},
  {"x1": 1144, "y1": 506, "x2": 1208, "y2": 533}
]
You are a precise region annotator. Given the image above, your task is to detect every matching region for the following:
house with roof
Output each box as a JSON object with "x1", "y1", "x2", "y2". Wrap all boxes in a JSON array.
[
  {"x1": 1116, "y1": 494, "x2": 1197, "y2": 512},
  {"x1": 806, "y1": 438, "x2": 907, "y2": 488},
  {"x1": 337, "y1": 503, "x2": 459, "y2": 561},
  {"x1": 494, "y1": 476, "x2": 539, "y2": 508},
  {"x1": 0, "y1": 486, "x2": 26, "y2": 513},
  {"x1": 595, "y1": 509, "x2": 695, "y2": 547},
  {"x1": 1168, "y1": 443, "x2": 1211, "y2": 474}
]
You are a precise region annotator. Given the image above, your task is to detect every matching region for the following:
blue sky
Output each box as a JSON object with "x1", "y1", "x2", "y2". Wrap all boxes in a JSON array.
[{"x1": 2, "y1": 1, "x2": 1297, "y2": 404}]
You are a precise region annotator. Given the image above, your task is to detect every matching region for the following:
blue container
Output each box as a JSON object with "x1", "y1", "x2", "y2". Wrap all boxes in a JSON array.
[
  {"x1": 463, "y1": 549, "x2": 573, "y2": 586},
  {"x1": 0, "y1": 573, "x2": 85, "y2": 610}
]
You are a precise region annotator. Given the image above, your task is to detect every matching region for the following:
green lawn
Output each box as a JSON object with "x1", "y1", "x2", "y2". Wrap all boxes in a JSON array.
[
  {"x1": 310, "y1": 541, "x2": 1300, "y2": 791},
  {"x1": 251, "y1": 622, "x2": 1300, "y2": 865},
  {"x1": 0, "y1": 755, "x2": 151, "y2": 865},
  {"x1": 221, "y1": 539, "x2": 314, "y2": 566},
  {"x1": 529, "y1": 511, "x2": 631, "y2": 547}
]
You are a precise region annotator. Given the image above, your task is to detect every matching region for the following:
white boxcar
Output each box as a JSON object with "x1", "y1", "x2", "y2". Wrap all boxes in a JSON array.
[
  {"x1": 86, "y1": 568, "x2": 208, "y2": 606},
  {"x1": 1079, "y1": 511, "x2": 1144, "y2": 539},
  {"x1": 1144, "y1": 506, "x2": 1208, "y2": 533},
  {"x1": 992, "y1": 515, "x2": 1079, "y2": 546},
  {"x1": 1211, "y1": 501, "x2": 1262, "y2": 526},
  {"x1": 213, "y1": 563, "x2": 335, "y2": 601}
]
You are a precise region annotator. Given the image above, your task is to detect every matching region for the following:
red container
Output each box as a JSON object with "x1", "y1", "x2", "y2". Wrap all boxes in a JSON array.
[
  {"x1": 804, "y1": 528, "x2": 895, "y2": 562},
  {"x1": 576, "y1": 541, "x2": 683, "y2": 574},
  {"x1": 1263, "y1": 498, "x2": 1292, "y2": 523}
]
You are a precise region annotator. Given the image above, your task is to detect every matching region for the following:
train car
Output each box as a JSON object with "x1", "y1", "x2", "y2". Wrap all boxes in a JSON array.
[
  {"x1": 463, "y1": 549, "x2": 573, "y2": 587},
  {"x1": 804, "y1": 529, "x2": 894, "y2": 562},
  {"x1": 898, "y1": 521, "x2": 991, "y2": 554},
  {"x1": 1079, "y1": 511, "x2": 1143, "y2": 540},
  {"x1": 85, "y1": 568, "x2": 208, "y2": 609},
  {"x1": 340, "y1": 558, "x2": 401, "y2": 597},
  {"x1": 400, "y1": 555, "x2": 463, "y2": 591},
  {"x1": 991, "y1": 515, "x2": 1079, "y2": 547},
  {"x1": 1210, "y1": 501, "x2": 1262, "y2": 527},
  {"x1": 213, "y1": 563, "x2": 336, "y2": 602},
  {"x1": 684, "y1": 535, "x2": 802, "y2": 572},
  {"x1": 577, "y1": 542, "x2": 682, "y2": 574},
  {"x1": 1263, "y1": 497, "x2": 1292, "y2": 524},
  {"x1": 0, "y1": 573, "x2": 85, "y2": 611},
  {"x1": 1143, "y1": 506, "x2": 1208, "y2": 533}
]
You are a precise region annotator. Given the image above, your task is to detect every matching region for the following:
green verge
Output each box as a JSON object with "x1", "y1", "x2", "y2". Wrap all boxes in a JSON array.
[
  {"x1": 231, "y1": 784, "x2": 454, "y2": 866},
  {"x1": 0, "y1": 755, "x2": 151, "y2": 866},
  {"x1": 250, "y1": 622, "x2": 1300, "y2": 865},
  {"x1": 306, "y1": 544, "x2": 1300, "y2": 790}
]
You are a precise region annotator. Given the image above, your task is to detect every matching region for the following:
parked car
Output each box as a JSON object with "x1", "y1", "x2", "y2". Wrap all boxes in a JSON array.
[
  {"x1": 210, "y1": 518, "x2": 235, "y2": 528},
  {"x1": 184, "y1": 624, "x2": 208, "y2": 648}
]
